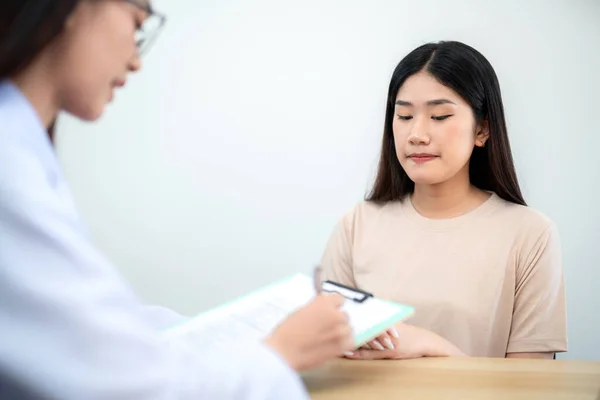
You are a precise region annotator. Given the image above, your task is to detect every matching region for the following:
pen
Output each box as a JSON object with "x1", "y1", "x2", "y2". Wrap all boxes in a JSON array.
[{"x1": 313, "y1": 265, "x2": 322, "y2": 294}]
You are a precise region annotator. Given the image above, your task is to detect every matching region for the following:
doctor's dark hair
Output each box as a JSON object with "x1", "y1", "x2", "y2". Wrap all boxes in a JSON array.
[
  {"x1": 367, "y1": 41, "x2": 526, "y2": 206},
  {"x1": 0, "y1": 0, "x2": 80, "y2": 79}
]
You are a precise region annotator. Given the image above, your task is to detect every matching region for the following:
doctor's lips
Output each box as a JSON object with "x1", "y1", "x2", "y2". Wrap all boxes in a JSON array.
[{"x1": 408, "y1": 153, "x2": 438, "y2": 163}]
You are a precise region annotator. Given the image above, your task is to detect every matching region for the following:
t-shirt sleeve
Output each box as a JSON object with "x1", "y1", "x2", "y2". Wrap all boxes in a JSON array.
[
  {"x1": 507, "y1": 222, "x2": 568, "y2": 354},
  {"x1": 320, "y1": 209, "x2": 356, "y2": 287}
]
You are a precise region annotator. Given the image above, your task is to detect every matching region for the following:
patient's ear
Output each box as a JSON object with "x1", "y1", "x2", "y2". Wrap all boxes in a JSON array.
[{"x1": 475, "y1": 120, "x2": 490, "y2": 147}]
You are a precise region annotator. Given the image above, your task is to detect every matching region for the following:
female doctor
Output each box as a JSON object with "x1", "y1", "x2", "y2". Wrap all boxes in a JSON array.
[{"x1": 0, "y1": 1, "x2": 354, "y2": 399}]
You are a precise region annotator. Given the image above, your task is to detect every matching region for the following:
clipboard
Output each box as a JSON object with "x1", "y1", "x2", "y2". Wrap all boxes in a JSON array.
[
  {"x1": 318, "y1": 278, "x2": 414, "y2": 346},
  {"x1": 320, "y1": 280, "x2": 373, "y2": 303},
  {"x1": 162, "y1": 273, "x2": 415, "y2": 349}
]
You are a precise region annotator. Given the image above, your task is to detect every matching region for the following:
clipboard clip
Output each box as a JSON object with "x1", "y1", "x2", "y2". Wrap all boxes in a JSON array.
[{"x1": 321, "y1": 280, "x2": 373, "y2": 303}]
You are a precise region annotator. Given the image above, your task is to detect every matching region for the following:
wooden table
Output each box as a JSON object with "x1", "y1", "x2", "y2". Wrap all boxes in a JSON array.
[{"x1": 303, "y1": 357, "x2": 600, "y2": 400}]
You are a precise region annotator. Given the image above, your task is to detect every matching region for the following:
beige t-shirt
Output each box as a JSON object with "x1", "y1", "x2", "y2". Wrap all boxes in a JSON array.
[{"x1": 321, "y1": 193, "x2": 567, "y2": 357}]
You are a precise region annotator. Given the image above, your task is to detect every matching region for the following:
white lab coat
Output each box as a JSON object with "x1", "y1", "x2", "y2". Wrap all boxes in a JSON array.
[{"x1": 0, "y1": 80, "x2": 309, "y2": 400}]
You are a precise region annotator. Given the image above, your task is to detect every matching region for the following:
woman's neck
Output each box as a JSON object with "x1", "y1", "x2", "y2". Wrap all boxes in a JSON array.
[
  {"x1": 411, "y1": 173, "x2": 490, "y2": 219},
  {"x1": 11, "y1": 59, "x2": 60, "y2": 132}
]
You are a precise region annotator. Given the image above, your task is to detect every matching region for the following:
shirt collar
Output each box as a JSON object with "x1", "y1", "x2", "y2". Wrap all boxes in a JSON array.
[{"x1": 0, "y1": 80, "x2": 60, "y2": 183}]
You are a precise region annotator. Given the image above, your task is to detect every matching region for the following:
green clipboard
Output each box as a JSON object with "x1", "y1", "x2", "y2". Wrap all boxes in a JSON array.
[
  {"x1": 162, "y1": 273, "x2": 415, "y2": 349},
  {"x1": 319, "y1": 278, "x2": 415, "y2": 346}
]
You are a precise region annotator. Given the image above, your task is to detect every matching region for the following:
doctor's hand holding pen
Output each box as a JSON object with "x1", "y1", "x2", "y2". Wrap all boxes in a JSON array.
[{"x1": 263, "y1": 266, "x2": 354, "y2": 371}]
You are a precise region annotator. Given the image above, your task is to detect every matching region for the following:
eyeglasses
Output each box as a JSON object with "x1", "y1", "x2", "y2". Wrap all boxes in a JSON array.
[{"x1": 125, "y1": 0, "x2": 166, "y2": 56}]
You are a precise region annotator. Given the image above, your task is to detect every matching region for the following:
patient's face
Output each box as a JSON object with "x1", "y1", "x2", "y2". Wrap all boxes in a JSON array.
[{"x1": 392, "y1": 71, "x2": 488, "y2": 186}]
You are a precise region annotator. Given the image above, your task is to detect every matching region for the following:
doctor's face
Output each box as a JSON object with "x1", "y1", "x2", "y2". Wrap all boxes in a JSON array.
[{"x1": 50, "y1": 0, "x2": 150, "y2": 121}]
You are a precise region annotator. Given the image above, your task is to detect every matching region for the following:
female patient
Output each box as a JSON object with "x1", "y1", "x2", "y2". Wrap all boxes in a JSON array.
[{"x1": 321, "y1": 40, "x2": 567, "y2": 360}]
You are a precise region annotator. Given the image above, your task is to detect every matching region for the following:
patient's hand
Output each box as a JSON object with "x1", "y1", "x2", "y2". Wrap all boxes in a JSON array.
[{"x1": 344, "y1": 323, "x2": 465, "y2": 360}]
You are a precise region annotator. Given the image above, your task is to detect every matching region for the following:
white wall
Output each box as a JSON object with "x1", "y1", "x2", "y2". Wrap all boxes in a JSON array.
[{"x1": 56, "y1": 0, "x2": 600, "y2": 360}]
